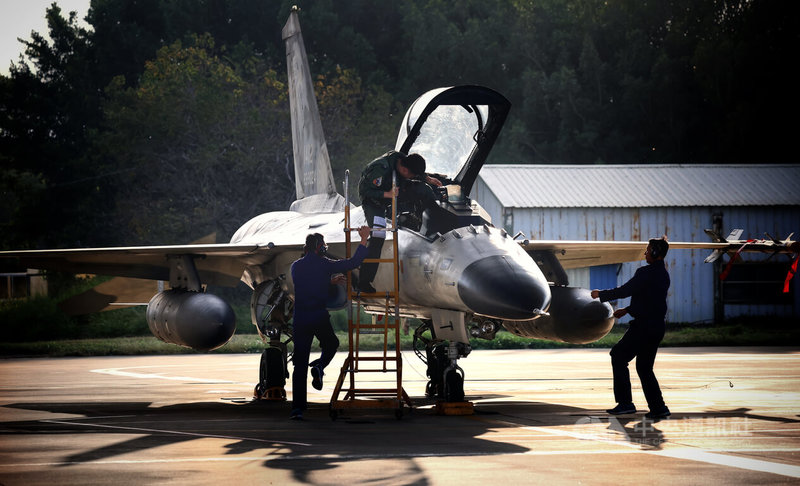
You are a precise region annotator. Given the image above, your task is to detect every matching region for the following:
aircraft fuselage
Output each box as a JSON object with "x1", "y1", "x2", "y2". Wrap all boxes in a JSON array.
[{"x1": 231, "y1": 204, "x2": 552, "y2": 344}]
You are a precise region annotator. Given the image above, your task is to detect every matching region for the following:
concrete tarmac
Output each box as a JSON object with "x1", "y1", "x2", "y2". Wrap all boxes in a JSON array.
[{"x1": 0, "y1": 347, "x2": 799, "y2": 485}]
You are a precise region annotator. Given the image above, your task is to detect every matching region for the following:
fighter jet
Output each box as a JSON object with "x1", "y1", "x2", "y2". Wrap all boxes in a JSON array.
[{"x1": 2, "y1": 9, "x2": 796, "y2": 403}]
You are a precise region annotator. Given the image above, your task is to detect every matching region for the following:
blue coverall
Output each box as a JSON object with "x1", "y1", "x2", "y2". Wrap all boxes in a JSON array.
[
  {"x1": 598, "y1": 260, "x2": 670, "y2": 411},
  {"x1": 290, "y1": 244, "x2": 367, "y2": 412}
]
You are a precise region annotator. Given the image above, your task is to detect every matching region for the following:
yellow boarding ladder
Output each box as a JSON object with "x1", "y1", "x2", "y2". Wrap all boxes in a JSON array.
[{"x1": 329, "y1": 170, "x2": 412, "y2": 420}]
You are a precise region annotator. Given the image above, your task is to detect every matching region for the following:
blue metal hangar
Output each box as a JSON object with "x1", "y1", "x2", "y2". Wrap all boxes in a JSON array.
[{"x1": 472, "y1": 164, "x2": 800, "y2": 323}]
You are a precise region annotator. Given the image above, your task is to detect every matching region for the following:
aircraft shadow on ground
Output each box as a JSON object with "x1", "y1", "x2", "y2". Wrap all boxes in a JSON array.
[
  {"x1": 2, "y1": 399, "x2": 525, "y2": 484},
  {"x1": 3, "y1": 399, "x2": 799, "y2": 484}
]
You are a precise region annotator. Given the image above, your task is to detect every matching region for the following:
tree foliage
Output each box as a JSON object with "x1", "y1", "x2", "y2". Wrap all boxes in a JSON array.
[
  {"x1": 1, "y1": 0, "x2": 795, "y2": 249},
  {"x1": 99, "y1": 34, "x2": 294, "y2": 244}
]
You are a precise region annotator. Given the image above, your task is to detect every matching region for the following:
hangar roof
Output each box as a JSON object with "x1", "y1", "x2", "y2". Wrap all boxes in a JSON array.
[{"x1": 476, "y1": 164, "x2": 800, "y2": 208}]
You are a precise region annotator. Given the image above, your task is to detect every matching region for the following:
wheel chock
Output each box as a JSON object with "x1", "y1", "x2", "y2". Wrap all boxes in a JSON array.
[
  {"x1": 254, "y1": 384, "x2": 287, "y2": 401},
  {"x1": 263, "y1": 387, "x2": 286, "y2": 401},
  {"x1": 435, "y1": 400, "x2": 474, "y2": 416}
]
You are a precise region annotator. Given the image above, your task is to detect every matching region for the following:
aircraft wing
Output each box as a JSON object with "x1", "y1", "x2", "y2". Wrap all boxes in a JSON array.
[
  {"x1": 58, "y1": 276, "x2": 163, "y2": 314},
  {"x1": 0, "y1": 242, "x2": 299, "y2": 288},
  {"x1": 521, "y1": 238, "x2": 797, "y2": 269}
]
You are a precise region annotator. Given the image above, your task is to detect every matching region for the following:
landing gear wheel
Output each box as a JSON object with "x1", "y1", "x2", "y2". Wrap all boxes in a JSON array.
[
  {"x1": 425, "y1": 380, "x2": 436, "y2": 398},
  {"x1": 255, "y1": 346, "x2": 287, "y2": 401},
  {"x1": 424, "y1": 342, "x2": 448, "y2": 399},
  {"x1": 260, "y1": 346, "x2": 287, "y2": 388},
  {"x1": 444, "y1": 369, "x2": 465, "y2": 402}
]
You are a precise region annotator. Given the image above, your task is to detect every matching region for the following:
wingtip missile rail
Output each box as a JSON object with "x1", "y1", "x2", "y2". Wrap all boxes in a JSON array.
[{"x1": 704, "y1": 228, "x2": 799, "y2": 292}]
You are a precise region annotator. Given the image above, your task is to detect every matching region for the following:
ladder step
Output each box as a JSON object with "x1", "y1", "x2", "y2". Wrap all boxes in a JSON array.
[
  {"x1": 351, "y1": 356, "x2": 400, "y2": 361},
  {"x1": 352, "y1": 291, "x2": 398, "y2": 298},
  {"x1": 348, "y1": 369, "x2": 398, "y2": 373},
  {"x1": 361, "y1": 258, "x2": 397, "y2": 263},
  {"x1": 334, "y1": 187, "x2": 408, "y2": 415},
  {"x1": 331, "y1": 399, "x2": 405, "y2": 410}
]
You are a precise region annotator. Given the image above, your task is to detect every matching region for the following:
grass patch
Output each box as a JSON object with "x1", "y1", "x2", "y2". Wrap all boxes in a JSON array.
[
  {"x1": 2, "y1": 321, "x2": 798, "y2": 357},
  {"x1": 658, "y1": 321, "x2": 800, "y2": 347},
  {"x1": 2, "y1": 283, "x2": 797, "y2": 356}
]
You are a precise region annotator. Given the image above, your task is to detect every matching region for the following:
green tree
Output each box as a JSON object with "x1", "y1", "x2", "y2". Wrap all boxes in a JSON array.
[
  {"x1": 3, "y1": 0, "x2": 797, "y2": 254},
  {"x1": 98, "y1": 35, "x2": 293, "y2": 244},
  {"x1": 1, "y1": 4, "x2": 113, "y2": 248}
]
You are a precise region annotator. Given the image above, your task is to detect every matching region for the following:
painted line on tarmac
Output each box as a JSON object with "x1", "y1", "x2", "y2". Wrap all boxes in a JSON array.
[
  {"x1": 9, "y1": 447, "x2": 800, "y2": 469},
  {"x1": 0, "y1": 449, "x2": 666, "y2": 468},
  {"x1": 483, "y1": 416, "x2": 800, "y2": 479},
  {"x1": 550, "y1": 423, "x2": 800, "y2": 477},
  {"x1": 40, "y1": 419, "x2": 312, "y2": 447},
  {"x1": 91, "y1": 367, "x2": 250, "y2": 385},
  {"x1": 651, "y1": 448, "x2": 800, "y2": 478},
  {"x1": 655, "y1": 354, "x2": 800, "y2": 362},
  {"x1": 4, "y1": 445, "x2": 800, "y2": 469},
  {"x1": 0, "y1": 456, "x2": 272, "y2": 467}
]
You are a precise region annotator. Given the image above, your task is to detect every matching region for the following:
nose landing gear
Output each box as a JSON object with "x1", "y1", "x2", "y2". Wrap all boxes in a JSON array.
[{"x1": 414, "y1": 321, "x2": 473, "y2": 414}]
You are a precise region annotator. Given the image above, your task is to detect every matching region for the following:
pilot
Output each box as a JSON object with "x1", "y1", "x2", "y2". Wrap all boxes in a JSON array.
[
  {"x1": 590, "y1": 236, "x2": 672, "y2": 420},
  {"x1": 357, "y1": 150, "x2": 441, "y2": 293},
  {"x1": 289, "y1": 225, "x2": 371, "y2": 420}
]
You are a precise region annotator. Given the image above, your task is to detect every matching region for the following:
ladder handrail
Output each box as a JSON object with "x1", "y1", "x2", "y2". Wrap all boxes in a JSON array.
[{"x1": 331, "y1": 169, "x2": 411, "y2": 415}]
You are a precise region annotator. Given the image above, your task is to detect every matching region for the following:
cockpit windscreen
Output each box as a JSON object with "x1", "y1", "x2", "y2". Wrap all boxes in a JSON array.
[{"x1": 396, "y1": 100, "x2": 489, "y2": 180}]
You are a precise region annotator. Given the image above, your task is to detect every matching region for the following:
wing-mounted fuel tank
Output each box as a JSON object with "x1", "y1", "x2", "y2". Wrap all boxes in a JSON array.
[
  {"x1": 502, "y1": 286, "x2": 614, "y2": 344},
  {"x1": 146, "y1": 289, "x2": 236, "y2": 351}
]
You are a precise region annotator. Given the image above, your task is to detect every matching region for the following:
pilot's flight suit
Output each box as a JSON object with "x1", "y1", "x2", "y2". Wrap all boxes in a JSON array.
[
  {"x1": 357, "y1": 150, "x2": 438, "y2": 290},
  {"x1": 597, "y1": 260, "x2": 670, "y2": 412},
  {"x1": 290, "y1": 244, "x2": 368, "y2": 413}
]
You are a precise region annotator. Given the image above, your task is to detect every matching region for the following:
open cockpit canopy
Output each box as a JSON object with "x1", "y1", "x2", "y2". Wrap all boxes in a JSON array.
[{"x1": 394, "y1": 86, "x2": 511, "y2": 197}]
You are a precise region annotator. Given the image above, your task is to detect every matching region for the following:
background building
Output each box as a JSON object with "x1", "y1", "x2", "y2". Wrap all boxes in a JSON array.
[
  {"x1": 0, "y1": 270, "x2": 47, "y2": 300},
  {"x1": 473, "y1": 164, "x2": 800, "y2": 323}
]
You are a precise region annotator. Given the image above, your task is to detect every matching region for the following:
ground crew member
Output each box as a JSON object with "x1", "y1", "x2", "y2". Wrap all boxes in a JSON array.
[
  {"x1": 591, "y1": 236, "x2": 672, "y2": 420},
  {"x1": 357, "y1": 150, "x2": 440, "y2": 293},
  {"x1": 289, "y1": 225, "x2": 371, "y2": 420}
]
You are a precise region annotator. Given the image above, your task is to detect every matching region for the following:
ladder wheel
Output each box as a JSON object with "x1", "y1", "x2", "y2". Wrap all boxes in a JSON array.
[
  {"x1": 329, "y1": 407, "x2": 339, "y2": 421},
  {"x1": 395, "y1": 408, "x2": 404, "y2": 420}
]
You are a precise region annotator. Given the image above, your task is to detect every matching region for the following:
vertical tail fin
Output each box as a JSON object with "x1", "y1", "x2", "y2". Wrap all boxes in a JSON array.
[{"x1": 282, "y1": 8, "x2": 345, "y2": 212}]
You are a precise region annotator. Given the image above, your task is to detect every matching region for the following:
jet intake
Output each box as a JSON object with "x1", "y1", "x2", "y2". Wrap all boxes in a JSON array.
[
  {"x1": 502, "y1": 286, "x2": 614, "y2": 344},
  {"x1": 146, "y1": 289, "x2": 236, "y2": 351}
]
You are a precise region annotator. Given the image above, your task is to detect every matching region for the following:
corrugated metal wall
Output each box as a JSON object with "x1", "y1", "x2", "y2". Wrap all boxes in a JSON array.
[{"x1": 473, "y1": 178, "x2": 800, "y2": 323}]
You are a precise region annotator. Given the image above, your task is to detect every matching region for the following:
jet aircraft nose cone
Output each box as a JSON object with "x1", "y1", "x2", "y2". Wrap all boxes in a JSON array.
[{"x1": 458, "y1": 255, "x2": 551, "y2": 320}]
